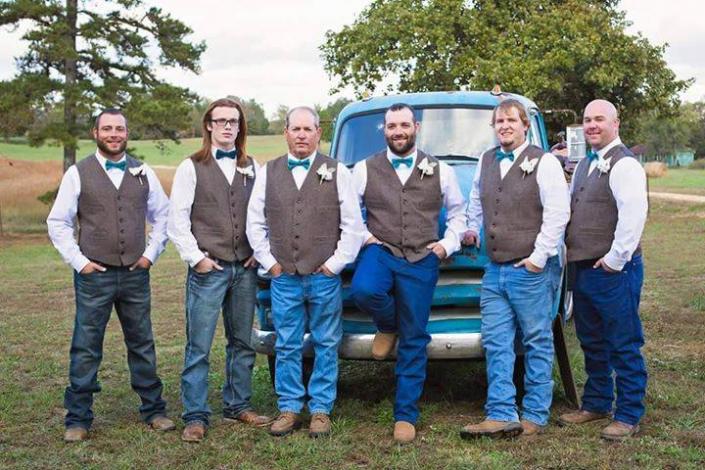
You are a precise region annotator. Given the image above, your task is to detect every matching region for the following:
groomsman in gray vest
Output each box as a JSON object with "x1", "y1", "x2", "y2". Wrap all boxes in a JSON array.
[
  {"x1": 460, "y1": 99, "x2": 570, "y2": 439},
  {"x1": 559, "y1": 99, "x2": 648, "y2": 441},
  {"x1": 350, "y1": 103, "x2": 467, "y2": 443},
  {"x1": 247, "y1": 106, "x2": 364, "y2": 438},
  {"x1": 47, "y1": 109, "x2": 174, "y2": 442},
  {"x1": 168, "y1": 98, "x2": 271, "y2": 442}
]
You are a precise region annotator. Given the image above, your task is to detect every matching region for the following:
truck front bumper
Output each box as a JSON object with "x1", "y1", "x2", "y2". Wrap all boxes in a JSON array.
[{"x1": 251, "y1": 329, "x2": 484, "y2": 360}]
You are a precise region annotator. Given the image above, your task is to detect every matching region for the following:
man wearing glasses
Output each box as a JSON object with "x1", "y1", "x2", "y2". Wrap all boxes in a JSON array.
[
  {"x1": 168, "y1": 98, "x2": 270, "y2": 443},
  {"x1": 47, "y1": 108, "x2": 174, "y2": 442}
]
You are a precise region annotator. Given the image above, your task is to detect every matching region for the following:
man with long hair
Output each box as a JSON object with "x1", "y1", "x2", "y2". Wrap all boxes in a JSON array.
[
  {"x1": 48, "y1": 108, "x2": 174, "y2": 442},
  {"x1": 168, "y1": 98, "x2": 270, "y2": 442}
]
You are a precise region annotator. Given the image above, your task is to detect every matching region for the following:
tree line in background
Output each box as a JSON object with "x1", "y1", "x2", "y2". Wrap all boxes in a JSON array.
[{"x1": 0, "y1": 0, "x2": 703, "y2": 167}]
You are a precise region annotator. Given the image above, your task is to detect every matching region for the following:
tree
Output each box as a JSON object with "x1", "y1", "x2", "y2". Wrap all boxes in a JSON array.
[
  {"x1": 227, "y1": 96, "x2": 270, "y2": 135},
  {"x1": 0, "y1": 0, "x2": 205, "y2": 171},
  {"x1": 268, "y1": 104, "x2": 289, "y2": 134},
  {"x1": 685, "y1": 101, "x2": 705, "y2": 159},
  {"x1": 320, "y1": 0, "x2": 691, "y2": 142},
  {"x1": 316, "y1": 98, "x2": 351, "y2": 142}
]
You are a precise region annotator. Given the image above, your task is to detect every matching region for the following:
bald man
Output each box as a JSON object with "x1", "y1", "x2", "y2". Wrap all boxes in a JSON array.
[{"x1": 558, "y1": 100, "x2": 648, "y2": 441}]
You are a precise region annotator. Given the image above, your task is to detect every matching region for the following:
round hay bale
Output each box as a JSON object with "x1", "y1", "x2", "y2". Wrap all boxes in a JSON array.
[{"x1": 644, "y1": 161, "x2": 668, "y2": 178}]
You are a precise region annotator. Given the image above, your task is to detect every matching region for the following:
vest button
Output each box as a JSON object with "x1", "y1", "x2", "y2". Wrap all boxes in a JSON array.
[
  {"x1": 580, "y1": 187, "x2": 585, "y2": 191},
  {"x1": 295, "y1": 235, "x2": 300, "y2": 239},
  {"x1": 119, "y1": 218, "x2": 124, "y2": 223},
  {"x1": 494, "y1": 212, "x2": 498, "y2": 216},
  {"x1": 497, "y1": 188, "x2": 502, "y2": 192},
  {"x1": 490, "y1": 235, "x2": 495, "y2": 240},
  {"x1": 402, "y1": 189, "x2": 407, "y2": 193},
  {"x1": 492, "y1": 248, "x2": 497, "y2": 252},
  {"x1": 120, "y1": 250, "x2": 125, "y2": 255},
  {"x1": 118, "y1": 207, "x2": 122, "y2": 211},
  {"x1": 117, "y1": 196, "x2": 121, "y2": 200}
]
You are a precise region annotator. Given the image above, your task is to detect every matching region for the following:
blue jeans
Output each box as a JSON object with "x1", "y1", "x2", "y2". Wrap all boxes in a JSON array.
[
  {"x1": 65, "y1": 267, "x2": 166, "y2": 429},
  {"x1": 573, "y1": 255, "x2": 647, "y2": 425},
  {"x1": 181, "y1": 261, "x2": 257, "y2": 426},
  {"x1": 270, "y1": 272, "x2": 343, "y2": 415},
  {"x1": 480, "y1": 256, "x2": 560, "y2": 426},
  {"x1": 350, "y1": 245, "x2": 439, "y2": 424}
]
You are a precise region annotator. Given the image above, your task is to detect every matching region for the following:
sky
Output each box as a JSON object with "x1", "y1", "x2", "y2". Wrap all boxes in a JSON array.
[{"x1": 0, "y1": 0, "x2": 702, "y2": 116}]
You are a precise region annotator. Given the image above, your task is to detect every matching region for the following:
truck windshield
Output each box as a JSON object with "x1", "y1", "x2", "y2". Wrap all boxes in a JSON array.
[{"x1": 333, "y1": 107, "x2": 498, "y2": 166}]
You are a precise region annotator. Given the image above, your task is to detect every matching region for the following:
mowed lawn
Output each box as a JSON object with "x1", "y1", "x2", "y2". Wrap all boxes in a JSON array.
[
  {"x1": 0, "y1": 199, "x2": 704, "y2": 469},
  {"x1": 648, "y1": 168, "x2": 705, "y2": 196}
]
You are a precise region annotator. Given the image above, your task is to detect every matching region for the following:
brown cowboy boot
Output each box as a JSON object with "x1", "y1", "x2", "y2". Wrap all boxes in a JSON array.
[
  {"x1": 372, "y1": 332, "x2": 397, "y2": 360},
  {"x1": 309, "y1": 413, "x2": 332, "y2": 438},
  {"x1": 558, "y1": 409, "x2": 610, "y2": 426},
  {"x1": 64, "y1": 427, "x2": 89, "y2": 442},
  {"x1": 181, "y1": 422, "x2": 206, "y2": 443},
  {"x1": 520, "y1": 419, "x2": 545, "y2": 437},
  {"x1": 393, "y1": 421, "x2": 416, "y2": 444},
  {"x1": 460, "y1": 419, "x2": 523, "y2": 439},
  {"x1": 601, "y1": 421, "x2": 640, "y2": 441},
  {"x1": 224, "y1": 410, "x2": 272, "y2": 427},
  {"x1": 148, "y1": 415, "x2": 176, "y2": 432}
]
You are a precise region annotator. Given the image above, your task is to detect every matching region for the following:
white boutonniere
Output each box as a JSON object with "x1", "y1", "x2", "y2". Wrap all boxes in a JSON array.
[
  {"x1": 316, "y1": 163, "x2": 335, "y2": 184},
  {"x1": 596, "y1": 158, "x2": 610, "y2": 177},
  {"x1": 417, "y1": 157, "x2": 437, "y2": 179},
  {"x1": 128, "y1": 164, "x2": 146, "y2": 185},
  {"x1": 519, "y1": 158, "x2": 539, "y2": 178},
  {"x1": 236, "y1": 165, "x2": 255, "y2": 186}
]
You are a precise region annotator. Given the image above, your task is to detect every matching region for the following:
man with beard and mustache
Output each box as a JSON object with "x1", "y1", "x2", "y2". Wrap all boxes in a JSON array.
[
  {"x1": 558, "y1": 99, "x2": 648, "y2": 441},
  {"x1": 459, "y1": 99, "x2": 569, "y2": 439},
  {"x1": 47, "y1": 108, "x2": 174, "y2": 442},
  {"x1": 349, "y1": 103, "x2": 467, "y2": 443}
]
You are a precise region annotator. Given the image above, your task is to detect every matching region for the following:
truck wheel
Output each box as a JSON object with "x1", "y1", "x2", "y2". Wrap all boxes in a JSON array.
[{"x1": 266, "y1": 354, "x2": 314, "y2": 391}]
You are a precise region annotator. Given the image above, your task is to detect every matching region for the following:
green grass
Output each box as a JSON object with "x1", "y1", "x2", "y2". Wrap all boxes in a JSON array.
[
  {"x1": 648, "y1": 168, "x2": 705, "y2": 195},
  {"x1": 0, "y1": 136, "x2": 331, "y2": 167},
  {"x1": 1, "y1": 200, "x2": 704, "y2": 468}
]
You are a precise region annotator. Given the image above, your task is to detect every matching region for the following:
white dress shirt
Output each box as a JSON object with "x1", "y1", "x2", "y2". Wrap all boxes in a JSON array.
[
  {"x1": 466, "y1": 140, "x2": 571, "y2": 268},
  {"x1": 573, "y1": 137, "x2": 648, "y2": 270},
  {"x1": 167, "y1": 147, "x2": 259, "y2": 267},
  {"x1": 47, "y1": 150, "x2": 170, "y2": 273},
  {"x1": 246, "y1": 151, "x2": 365, "y2": 274},
  {"x1": 352, "y1": 147, "x2": 467, "y2": 257}
]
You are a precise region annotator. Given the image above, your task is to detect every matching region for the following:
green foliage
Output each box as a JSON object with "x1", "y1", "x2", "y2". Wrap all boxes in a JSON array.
[
  {"x1": 684, "y1": 101, "x2": 705, "y2": 159},
  {"x1": 227, "y1": 96, "x2": 271, "y2": 135},
  {"x1": 0, "y1": 0, "x2": 205, "y2": 168},
  {"x1": 320, "y1": 0, "x2": 692, "y2": 143},
  {"x1": 317, "y1": 98, "x2": 352, "y2": 142},
  {"x1": 268, "y1": 104, "x2": 290, "y2": 134},
  {"x1": 636, "y1": 106, "x2": 699, "y2": 156}
]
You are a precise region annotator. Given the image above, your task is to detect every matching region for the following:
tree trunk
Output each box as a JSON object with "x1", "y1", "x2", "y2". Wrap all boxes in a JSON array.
[{"x1": 63, "y1": 0, "x2": 78, "y2": 173}]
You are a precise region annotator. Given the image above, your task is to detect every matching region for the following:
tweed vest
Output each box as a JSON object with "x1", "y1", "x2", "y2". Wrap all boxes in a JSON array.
[
  {"x1": 265, "y1": 153, "x2": 340, "y2": 275},
  {"x1": 480, "y1": 145, "x2": 545, "y2": 263},
  {"x1": 76, "y1": 154, "x2": 149, "y2": 266},
  {"x1": 190, "y1": 155, "x2": 255, "y2": 262},
  {"x1": 566, "y1": 144, "x2": 642, "y2": 262},
  {"x1": 364, "y1": 150, "x2": 443, "y2": 263}
]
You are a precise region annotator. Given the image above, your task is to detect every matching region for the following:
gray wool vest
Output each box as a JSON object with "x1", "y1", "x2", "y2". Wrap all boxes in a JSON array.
[
  {"x1": 76, "y1": 154, "x2": 149, "y2": 266},
  {"x1": 265, "y1": 153, "x2": 341, "y2": 275},
  {"x1": 363, "y1": 150, "x2": 443, "y2": 263},
  {"x1": 566, "y1": 144, "x2": 641, "y2": 262},
  {"x1": 190, "y1": 155, "x2": 255, "y2": 262},
  {"x1": 480, "y1": 145, "x2": 545, "y2": 263}
]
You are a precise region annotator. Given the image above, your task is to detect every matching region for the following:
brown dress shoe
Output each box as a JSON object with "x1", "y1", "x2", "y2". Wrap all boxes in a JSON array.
[
  {"x1": 224, "y1": 410, "x2": 273, "y2": 427},
  {"x1": 64, "y1": 427, "x2": 89, "y2": 442},
  {"x1": 148, "y1": 415, "x2": 176, "y2": 432},
  {"x1": 558, "y1": 409, "x2": 610, "y2": 426},
  {"x1": 269, "y1": 412, "x2": 302, "y2": 436},
  {"x1": 520, "y1": 419, "x2": 545, "y2": 437},
  {"x1": 181, "y1": 422, "x2": 206, "y2": 443},
  {"x1": 309, "y1": 413, "x2": 332, "y2": 438},
  {"x1": 372, "y1": 332, "x2": 397, "y2": 360},
  {"x1": 460, "y1": 419, "x2": 523, "y2": 439},
  {"x1": 393, "y1": 421, "x2": 416, "y2": 444},
  {"x1": 601, "y1": 421, "x2": 640, "y2": 441}
]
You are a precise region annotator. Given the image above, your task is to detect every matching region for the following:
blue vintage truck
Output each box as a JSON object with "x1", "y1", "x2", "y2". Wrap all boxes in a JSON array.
[{"x1": 252, "y1": 90, "x2": 578, "y2": 404}]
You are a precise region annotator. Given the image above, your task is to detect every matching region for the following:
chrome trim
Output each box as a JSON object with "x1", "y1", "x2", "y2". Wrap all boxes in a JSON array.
[{"x1": 251, "y1": 329, "x2": 484, "y2": 360}]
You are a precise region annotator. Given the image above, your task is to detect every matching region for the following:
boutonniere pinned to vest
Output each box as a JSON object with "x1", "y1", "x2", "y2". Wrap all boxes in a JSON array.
[
  {"x1": 316, "y1": 163, "x2": 335, "y2": 184},
  {"x1": 128, "y1": 164, "x2": 146, "y2": 185},
  {"x1": 519, "y1": 158, "x2": 539, "y2": 179},
  {"x1": 596, "y1": 158, "x2": 611, "y2": 177},
  {"x1": 417, "y1": 157, "x2": 437, "y2": 179},
  {"x1": 236, "y1": 165, "x2": 254, "y2": 186}
]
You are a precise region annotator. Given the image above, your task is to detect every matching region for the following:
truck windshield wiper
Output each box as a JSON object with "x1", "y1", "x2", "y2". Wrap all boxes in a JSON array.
[{"x1": 435, "y1": 154, "x2": 479, "y2": 161}]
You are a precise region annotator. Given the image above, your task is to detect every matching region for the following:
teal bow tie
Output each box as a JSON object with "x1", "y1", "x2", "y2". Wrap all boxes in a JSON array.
[
  {"x1": 288, "y1": 158, "x2": 310, "y2": 171},
  {"x1": 496, "y1": 150, "x2": 514, "y2": 162},
  {"x1": 391, "y1": 156, "x2": 414, "y2": 169},
  {"x1": 215, "y1": 149, "x2": 237, "y2": 160},
  {"x1": 105, "y1": 160, "x2": 126, "y2": 171},
  {"x1": 586, "y1": 150, "x2": 599, "y2": 161}
]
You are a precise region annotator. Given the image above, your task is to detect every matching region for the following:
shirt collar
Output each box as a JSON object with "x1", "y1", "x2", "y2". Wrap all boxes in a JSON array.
[
  {"x1": 287, "y1": 150, "x2": 317, "y2": 163},
  {"x1": 386, "y1": 147, "x2": 418, "y2": 164},
  {"x1": 95, "y1": 149, "x2": 126, "y2": 167},
  {"x1": 595, "y1": 137, "x2": 622, "y2": 160}
]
